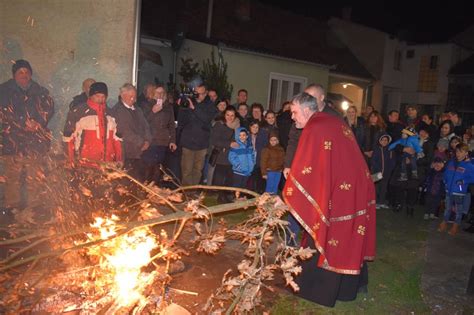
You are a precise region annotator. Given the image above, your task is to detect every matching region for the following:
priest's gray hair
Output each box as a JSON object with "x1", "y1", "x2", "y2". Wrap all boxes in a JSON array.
[{"x1": 291, "y1": 92, "x2": 318, "y2": 112}]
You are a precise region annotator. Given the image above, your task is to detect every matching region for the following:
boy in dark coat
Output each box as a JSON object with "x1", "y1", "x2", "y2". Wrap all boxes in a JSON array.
[
  {"x1": 371, "y1": 134, "x2": 395, "y2": 208},
  {"x1": 422, "y1": 157, "x2": 445, "y2": 220}
]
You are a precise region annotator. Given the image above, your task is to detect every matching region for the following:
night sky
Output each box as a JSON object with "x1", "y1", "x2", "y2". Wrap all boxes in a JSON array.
[{"x1": 259, "y1": 1, "x2": 472, "y2": 43}]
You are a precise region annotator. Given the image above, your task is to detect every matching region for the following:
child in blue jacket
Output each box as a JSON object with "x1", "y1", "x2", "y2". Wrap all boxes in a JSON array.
[
  {"x1": 228, "y1": 127, "x2": 256, "y2": 189},
  {"x1": 389, "y1": 127, "x2": 423, "y2": 181},
  {"x1": 439, "y1": 143, "x2": 474, "y2": 235}
]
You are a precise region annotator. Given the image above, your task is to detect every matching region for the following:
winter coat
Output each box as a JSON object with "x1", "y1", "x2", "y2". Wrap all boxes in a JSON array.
[
  {"x1": 423, "y1": 169, "x2": 445, "y2": 196},
  {"x1": 113, "y1": 101, "x2": 151, "y2": 160},
  {"x1": 444, "y1": 159, "x2": 474, "y2": 195},
  {"x1": 228, "y1": 127, "x2": 255, "y2": 176},
  {"x1": 371, "y1": 145, "x2": 395, "y2": 179},
  {"x1": 0, "y1": 79, "x2": 54, "y2": 155},
  {"x1": 388, "y1": 135, "x2": 422, "y2": 153},
  {"x1": 177, "y1": 96, "x2": 216, "y2": 150},
  {"x1": 386, "y1": 121, "x2": 405, "y2": 142},
  {"x1": 63, "y1": 100, "x2": 122, "y2": 163},
  {"x1": 260, "y1": 144, "x2": 285, "y2": 176},
  {"x1": 364, "y1": 125, "x2": 385, "y2": 153},
  {"x1": 345, "y1": 116, "x2": 366, "y2": 150},
  {"x1": 209, "y1": 121, "x2": 236, "y2": 166},
  {"x1": 69, "y1": 92, "x2": 87, "y2": 110},
  {"x1": 276, "y1": 111, "x2": 292, "y2": 150},
  {"x1": 145, "y1": 102, "x2": 176, "y2": 147}
]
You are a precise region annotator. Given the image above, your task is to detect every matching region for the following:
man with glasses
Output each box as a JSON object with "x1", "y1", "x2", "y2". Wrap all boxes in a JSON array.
[{"x1": 177, "y1": 84, "x2": 216, "y2": 185}]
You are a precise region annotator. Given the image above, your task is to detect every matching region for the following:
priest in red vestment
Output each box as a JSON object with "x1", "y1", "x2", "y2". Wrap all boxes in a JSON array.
[{"x1": 284, "y1": 92, "x2": 376, "y2": 307}]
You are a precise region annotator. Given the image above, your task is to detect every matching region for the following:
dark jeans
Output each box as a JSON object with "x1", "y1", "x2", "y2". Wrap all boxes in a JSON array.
[
  {"x1": 444, "y1": 194, "x2": 465, "y2": 224},
  {"x1": 425, "y1": 193, "x2": 443, "y2": 215},
  {"x1": 124, "y1": 158, "x2": 146, "y2": 182},
  {"x1": 213, "y1": 164, "x2": 233, "y2": 201},
  {"x1": 401, "y1": 153, "x2": 417, "y2": 174},
  {"x1": 233, "y1": 173, "x2": 249, "y2": 189},
  {"x1": 248, "y1": 167, "x2": 265, "y2": 193},
  {"x1": 141, "y1": 145, "x2": 167, "y2": 183},
  {"x1": 375, "y1": 176, "x2": 389, "y2": 204}
]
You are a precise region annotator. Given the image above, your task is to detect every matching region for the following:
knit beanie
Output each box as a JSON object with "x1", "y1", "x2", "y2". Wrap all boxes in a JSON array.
[
  {"x1": 89, "y1": 82, "x2": 108, "y2": 97},
  {"x1": 12, "y1": 59, "x2": 33, "y2": 75}
]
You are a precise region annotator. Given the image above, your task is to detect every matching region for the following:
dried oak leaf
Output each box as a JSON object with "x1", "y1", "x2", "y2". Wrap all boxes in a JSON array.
[{"x1": 197, "y1": 235, "x2": 226, "y2": 254}]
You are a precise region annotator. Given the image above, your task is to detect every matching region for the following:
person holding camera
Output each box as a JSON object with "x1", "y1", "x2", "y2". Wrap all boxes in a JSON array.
[
  {"x1": 141, "y1": 84, "x2": 177, "y2": 184},
  {"x1": 177, "y1": 83, "x2": 216, "y2": 186}
]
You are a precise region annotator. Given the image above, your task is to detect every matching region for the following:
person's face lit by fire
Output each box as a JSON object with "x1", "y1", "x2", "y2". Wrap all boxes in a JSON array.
[
  {"x1": 252, "y1": 107, "x2": 262, "y2": 121},
  {"x1": 237, "y1": 91, "x2": 248, "y2": 104},
  {"x1": 90, "y1": 93, "x2": 107, "y2": 104},
  {"x1": 208, "y1": 90, "x2": 218, "y2": 103},
  {"x1": 290, "y1": 102, "x2": 313, "y2": 129},
  {"x1": 239, "y1": 130, "x2": 248, "y2": 143},
  {"x1": 249, "y1": 123, "x2": 259, "y2": 135},
  {"x1": 14, "y1": 67, "x2": 32, "y2": 89},
  {"x1": 121, "y1": 89, "x2": 137, "y2": 106},
  {"x1": 154, "y1": 87, "x2": 166, "y2": 101},
  {"x1": 440, "y1": 123, "x2": 451, "y2": 137}
]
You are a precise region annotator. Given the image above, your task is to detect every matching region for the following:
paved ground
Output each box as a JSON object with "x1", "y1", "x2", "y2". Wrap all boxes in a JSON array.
[{"x1": 422, "y1": 220, "x2": 474, "y2": 314}]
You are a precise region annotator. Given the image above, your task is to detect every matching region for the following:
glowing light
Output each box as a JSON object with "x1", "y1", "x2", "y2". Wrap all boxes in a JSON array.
[
  {"x1": 341, "y1": 101, "x2": 349, "y2": 111},
  {"x1": 343, "y1": 84, "x2": 348, "y2": 89},
  {"x1": 85, "y1": 216, "x2": 162, "y2": 307}
]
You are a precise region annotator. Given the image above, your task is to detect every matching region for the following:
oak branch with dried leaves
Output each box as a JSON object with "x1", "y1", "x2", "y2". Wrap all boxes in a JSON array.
[{"x1": 0, "y1": 162, "x2": 315, "y2": 314}]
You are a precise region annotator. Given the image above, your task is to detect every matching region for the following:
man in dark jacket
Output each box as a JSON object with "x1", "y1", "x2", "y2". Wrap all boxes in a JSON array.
[
  {"x1": 0, "y1": 59, "x2": 55, "y2": 209},
  {"x1": 69, "y1": 78, "x2": 95, "y2": 109},
  {"x1": 113, "y1": 83, "x2": 151, "y2": 182},
  {"x1": 386, "y1": 110, "x2": 405, "y2": 142},
  {"x1": 177, "y1": 84, "x2": 216, "y2": 185}
]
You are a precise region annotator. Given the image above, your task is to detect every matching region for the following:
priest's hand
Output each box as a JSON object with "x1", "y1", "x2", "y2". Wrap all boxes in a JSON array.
[{"x1": 283, "y1": 168, "x2": 290, "y2": 179}]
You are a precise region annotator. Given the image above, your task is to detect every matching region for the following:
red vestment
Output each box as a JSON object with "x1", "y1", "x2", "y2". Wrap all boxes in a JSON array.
[{"x1": 284, "y1": 112, "x2": 376, "y2": 275}]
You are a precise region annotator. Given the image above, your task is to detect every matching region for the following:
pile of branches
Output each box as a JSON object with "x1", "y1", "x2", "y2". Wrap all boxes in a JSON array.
[{"x1": 0, "y1": 161, "x2": 315, "y2": 314}]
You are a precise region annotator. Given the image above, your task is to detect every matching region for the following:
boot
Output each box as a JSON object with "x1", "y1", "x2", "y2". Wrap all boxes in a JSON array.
[
  {"x1": 448, "y1": 223, "x2": 459, "y2": 236},
  {"x1": 438, "y1": 221, "x2": 448, "y2": 232}
]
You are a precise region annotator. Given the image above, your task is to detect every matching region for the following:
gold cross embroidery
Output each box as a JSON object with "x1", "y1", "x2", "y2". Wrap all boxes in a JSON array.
[
  {"x1": 357, "y1": 225, "x2": 366, "y2": 235},
  {"x1": 324, "y1": 141, "x2": 332, "y2": 150},
  {"x1": 312, "y1": 222, "x2": 320, "y2": 232},
  {"x1": 302, "y1": 166, "x2": 312, "y2": 175},
  {"x1": 340, "y1": 182, "x2": 351, "y2": 191},
  {"x1": 286, "y1": 187, "x2": 293, "y2": 196},
  {"x1": 328, "y1": 238, "x2": 339, "y2": 247}
]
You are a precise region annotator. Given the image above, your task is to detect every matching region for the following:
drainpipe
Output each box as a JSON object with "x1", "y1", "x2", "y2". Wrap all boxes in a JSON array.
[
  {"x1": 206, "y1": 0, "x2": 214, "y2": 39},
  {"x1": 132, "y1": 0, "x2": 142, "y2": 86}
]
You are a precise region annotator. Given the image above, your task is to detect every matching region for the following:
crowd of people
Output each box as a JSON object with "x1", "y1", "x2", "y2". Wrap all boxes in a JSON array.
[{"x1": 1, "y1": 58, "x2": 472, "y2": 307}]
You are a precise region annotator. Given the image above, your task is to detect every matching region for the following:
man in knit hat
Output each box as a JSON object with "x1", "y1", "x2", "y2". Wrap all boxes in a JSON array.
[
  {"x1": 0, "y1": 59, "x2": 55, "y2": 209},
  {"x1": 63, "y1": 82, "x2": 122, "y2": 167}
]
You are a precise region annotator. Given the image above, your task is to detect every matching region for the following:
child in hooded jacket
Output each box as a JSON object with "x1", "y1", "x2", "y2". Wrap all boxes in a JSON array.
[
  {"x1": 371, "y1": 134, "x2": 395, "y2": 208},
  {"x1": 422, "y1": 157, "x2": 446, "y2": 220},
  {"x1": 439, "y1": 143, "x2": 474, "y2": 235},
  {"x1": 228, "y1": 127, "x2": 256, "y2": 189},
  {"x1": 260, "y1": 133, "x2": 285, "y2": 194}
]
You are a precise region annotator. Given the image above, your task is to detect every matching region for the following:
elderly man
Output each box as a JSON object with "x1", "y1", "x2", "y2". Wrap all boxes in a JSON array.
[
  {"x1": 177, "y1": 83, "x2": 216, "y2": 185},
  {"x1": 283, "y1": 92, "x2": 375, "y2": 307},
  {"x1": 69, "y1": 78, "x2": 96, "y2": 109},
  {"x1": 113, "y1": 83, "x2": 151, "y2": 181},
  {"x1": 0, "y1": 59, "x2": 55, "y2": 209},
  {"x1": 63, "y1": 82, "x2": 122, "y2": 166}
]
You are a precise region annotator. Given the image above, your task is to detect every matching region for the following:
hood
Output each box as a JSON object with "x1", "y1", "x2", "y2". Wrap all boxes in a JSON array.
[
  {"x1": 379, "y1": 133, "x2": 392, "y2": 144},
  {"x1": 235, "y1": 127, "x2": 249, "y2": 145}
]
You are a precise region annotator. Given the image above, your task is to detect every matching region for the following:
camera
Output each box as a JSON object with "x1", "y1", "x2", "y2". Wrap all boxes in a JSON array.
[
  {"x1": 178, "y1": 86, "x2": 197, "y2": 108},
  {"x1": 178, "y1": 75, "x2": 203, "y2": 108}
]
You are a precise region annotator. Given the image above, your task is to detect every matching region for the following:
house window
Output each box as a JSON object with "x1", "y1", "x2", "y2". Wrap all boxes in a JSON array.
[
  {"x1": 406, "y1": 50, "x2": 415, "y2": 59},
  {"x1": 430, "y1": 56, "x2": 438, "y2": 69},
  {"x1": 267, "y1": 73, "x2": 307, "y2": 111},
  {"x1": 418, "y1": 56, "x2": 439, "y2": 93},
  {"x1": 394, "y1": 50, "x2": 401, "y2": 70}
]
